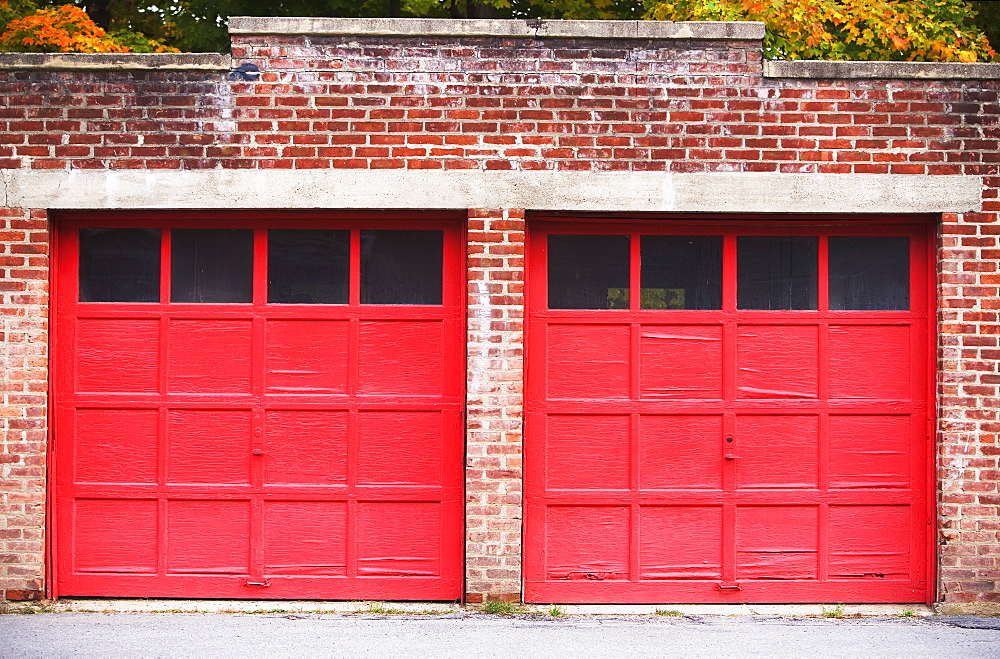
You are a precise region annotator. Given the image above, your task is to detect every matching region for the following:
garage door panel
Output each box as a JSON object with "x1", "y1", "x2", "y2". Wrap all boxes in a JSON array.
[
  {"x1": 640, "y1": 326, "x2": 723, "y2": 399},
  {"x1": 545, "y1": 506, "x2": 630, "y2": 581},
  {"x1": 736, "y1": 416, "x2": 819, "y2": 489},
  {"x1": 167, "y1": 410, "x2": 252, "y2": 485},
  {"x1": 546, "y1": 324, "x2": 630, "y2": 399},
  {"x1": 265, "y1": 320, "x2": 350, "y2": 394},
  {"x1": 829, "y1": 326, "x2": 911, "y2": 400},
  {"x1": 829, "y1": 415, "x2": 910, "y2": 489},
  {"x1": 263, "y1": 501, "x2": 347, "y2": 576},
  {"x1": 73, "y1": 499, "x2": 158, "y2": 573},
  {"x1": 358, "y1": 411, "x2": 446, "y2": 486},
  {"x1": 737, "y1": 326, "x2": 818, "y2": 399},
  {"x1": 640, "y1": 506, "x2": 722, "y2": 579},
  {"x1": 76, "y1": 319, "x2": 160, "y2": 393},
  {"x1": 639, "y1": 415, "x2": 723, "y2": 490},
  {"x1": 167, "y1": 500, "x2": 250, "y2": 574},
  {"x1": 168, "y1": 320, "x2": 253, "y2": 393},
  {"x1": 74, "y1": 409, "x2": 158, "y2": 484},
  {"x1": 264, "y1": 410, "x2": 348, "y2": 485},
  {"x1": 545, "y1": 415, "x2": 629, "y2": 491},
  {"x1": 57, "y1": 218, "x2": 464, "y2": 600},
  {"x1": 357, "y1": 502, "x2": 442, "y2": 576},
  {"x1": 737, "y1": 506, "x2": 818, "y2": 580},
  {"x1": 829, "y1": 505, "x2": 911, "y2": 579},
  {"x1": 358, "y1": 320, "x2": 444, "y2": 396}
]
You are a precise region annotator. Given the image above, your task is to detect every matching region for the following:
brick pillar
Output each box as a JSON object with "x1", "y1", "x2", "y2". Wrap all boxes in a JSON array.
[
  {"x1": 0, "y1": 208, "x2": 48, "y2": 601},
  {"x1": 938, "y1": 205, "x2": 1000, "y2": 609},
  {"x1": 464, "y1": 208, "x2": 525, "y2": 603}
]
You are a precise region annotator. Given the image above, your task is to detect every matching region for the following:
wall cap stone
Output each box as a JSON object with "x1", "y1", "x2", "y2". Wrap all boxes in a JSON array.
[
  {"x1": 764, "y1": 59, "x2": 1000, "y2": 80},
  {"x1": 0, "y1": 53, "x2": 231, "y2": 71},
  {"x1": 228, "y1": 17, "x2": 766, "y2": 41}
]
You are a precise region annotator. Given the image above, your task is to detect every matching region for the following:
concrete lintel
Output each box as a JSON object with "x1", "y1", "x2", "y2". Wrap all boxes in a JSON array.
[
  {"x1": 764, "y1": 59, "x2": 1000, "y2": 80},
  {"x1": 0, "y1": 53, "x2": 231, "y2": 71},
  {"x1": 3, "y1": 170, "x2": 980, "y2": 215},
  {"x1": 228, "y1": 17, "x2": 765, "y2": 41}
]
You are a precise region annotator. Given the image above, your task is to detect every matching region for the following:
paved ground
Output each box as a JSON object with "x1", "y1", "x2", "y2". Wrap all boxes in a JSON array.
[{"x1": 2, "y1": 610, "x2": 999, "y2": 658}]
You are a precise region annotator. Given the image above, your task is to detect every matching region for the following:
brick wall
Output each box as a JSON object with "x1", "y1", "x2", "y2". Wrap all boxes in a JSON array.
[
  {"x1": 0, "y1": 19, "x2": 998, "y2": 605},
  {"x1": 0, "y1": 207, "x2": 47, "y2": 601}
]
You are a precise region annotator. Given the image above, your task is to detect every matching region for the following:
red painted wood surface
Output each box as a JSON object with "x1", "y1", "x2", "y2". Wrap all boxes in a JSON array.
[
  {"x1": 53, "y1": 213, "x2": 464, "y2": 600},
  {"x1": 525, "y1": 220, "x2": 933, "y2": 603}
]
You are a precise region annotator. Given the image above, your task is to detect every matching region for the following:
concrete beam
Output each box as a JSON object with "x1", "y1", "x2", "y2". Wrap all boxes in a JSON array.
[
  {"x1": 228, "y1": 17, "x2": 766, "y2": 41},
  {"x1": 764, "y1": 59, "x2": 1000, "y2": 80},
  {"x1": 2, "y1": 170, "x2": 980, "y2": 214}
]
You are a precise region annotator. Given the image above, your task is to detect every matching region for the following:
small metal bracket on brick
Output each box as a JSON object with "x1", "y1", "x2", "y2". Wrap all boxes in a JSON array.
[{"x1": 229, "y1": 62, "x2": 261, "y2": 81}]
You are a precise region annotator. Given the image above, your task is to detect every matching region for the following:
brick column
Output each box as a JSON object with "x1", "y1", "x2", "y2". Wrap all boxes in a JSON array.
[
  {"x1": 464, "y1": 208, "x2": 525, "y2": 603},
  {"x1": 938, "y1": 203, "x2": 1000, "y2": 609},
  {"x1": 0, "y1": 208, "x2": 48, "y2": 601}
]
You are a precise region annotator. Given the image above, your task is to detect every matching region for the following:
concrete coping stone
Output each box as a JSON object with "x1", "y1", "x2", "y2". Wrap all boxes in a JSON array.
[
  {"x1": 764, "y1": 59, "x2": 1000, "y2": 80},
  {"x1": 228, "y1": 17, "x2": 766, "y2": 41},
  {"x1": 0, "y1": 52, "x2": 231, "y2": 71}
]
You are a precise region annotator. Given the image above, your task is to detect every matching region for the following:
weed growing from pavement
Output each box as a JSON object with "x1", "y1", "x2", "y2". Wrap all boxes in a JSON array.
[
  {"x1": 821, "y1": 605, "x2": 846, "y2": 619},
  {"x1": 364, "y1": 603, "x2": 408, "y2": 615},
  {"x1": 900, "y1": 610, "x2": 916, "y2": 617},
  {"x1": 656, "y1": 608, "x2": 683, "y2": 617},
  {"x1": 482, "y1": 600, "x2": 524, "y2": 615},
  {"x1": 548, "y1": 605, "x2": 564, "y2": 617}
]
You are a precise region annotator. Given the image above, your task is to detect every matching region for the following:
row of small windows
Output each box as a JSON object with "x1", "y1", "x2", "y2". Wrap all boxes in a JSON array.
[
  {"x1": 80, "y1": 229, "x2": 909, "y2": 311},
  {"x1": 79, "y1": 228, "x2": 443, "y2": 305},
  {"x1": 548, "y1": 235, "x2": 910, "y2": 311}
]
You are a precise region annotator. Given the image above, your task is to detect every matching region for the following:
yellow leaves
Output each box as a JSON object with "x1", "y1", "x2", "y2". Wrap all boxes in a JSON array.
[{"x1": 644, "y1": 0, "x2": 997, "y2": 62}]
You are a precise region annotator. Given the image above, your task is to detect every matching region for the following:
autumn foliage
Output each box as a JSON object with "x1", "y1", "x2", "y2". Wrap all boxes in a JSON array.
[
  {"x1": 0, "y1": 2, "x2": 177, "y2": 52},
  {"x1": 644, "y1": 0, "x2": 997, "y2": 62}
]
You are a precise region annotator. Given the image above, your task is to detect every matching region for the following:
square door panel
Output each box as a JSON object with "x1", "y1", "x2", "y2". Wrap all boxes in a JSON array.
[
  {"x1": 737, "y1": 325, "x2": 818, "y2": 399},
  {"x1": 546, "y1": 324, "x2": 630, "y2": 400},
  {"x1": 829, "y1": 415, "x2": 911, "y2": 489},
  {"x1": 545, "y1": 415, "x2": 629, "y2": 491},
  {"x1": 166, "y1": 500, "x2": 250, "y2": 574},
  {"x1": 167, "y1": 410, "x2": 251, "y2": 485},
  {"x1": 264, "y1": 501, "x2": 348, "y2": 575},
  {"x1": 737, "y1": 506, "x2": 818, "y2": 580},
  {"x1": 76, "y1": 319, "x2": 159, "y2": 393},
  {"x1": 358, "y1": 320, "x2": 444, "y2": 396},
  {"x1": 640, "y1": 325, "x2": 723, "y2": 399},
  {"x1": 545, "y1": 506, "x2": 630, "y2": 581},
  {"x1": 830, "y1": 326, "x2": 911, "y2": 399},
  {"x1": 736, "y1": 415, "x2": 819, "y2": 489},
  {"x1": 265, "y1": 320, "x2": 350, "y2": 394},
  {"x1": 168, "y1": 320, "x2": 253, "y2": 393},
  {"x1": 640, "y1": 506, "x2": 722, "y2": 579},
  {"x1": 357, "y1": 502, "x2": 442, "y2": 576},
  {"x1": 73, "y1": 499, "x2": 158, "y2": 573},
  {"x1": 358, "y1": 411, "x2": 444, "y2": 486},
  {"x1": 829, "y1": 505, "x2": 911, "y2": 579},
  {"x1": 264, "y1": 410, "x2": 348, "y2": 485},
  {"x1": 74, "y1": 409, "x2": 158, "y2": 484},
  {"x1": 639, "y1": 415, "x2": 723, "y2": 490}
]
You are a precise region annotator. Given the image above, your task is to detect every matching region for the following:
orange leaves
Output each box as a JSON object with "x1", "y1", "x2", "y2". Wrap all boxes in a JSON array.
[{"x1": 0, "y1": 4, "x2": 128, "y2": 53}]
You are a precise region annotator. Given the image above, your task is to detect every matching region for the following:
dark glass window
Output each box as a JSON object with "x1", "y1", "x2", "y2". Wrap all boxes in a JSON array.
[
  {"x1": 268, "y1": 230, "x2": 349, "y2": 304},
  {"x1": 361, "y1": 230, "x2": 442, "y2": 304},
  {"x1": 829, "y1": 236, "x2": 909, "y2": 310},
  {"x1": 171, "y1": 229, "x2": 253, "y2": 303},
  {"x1": 79, "y1": 228, "x2": 160, "y2": 302},
  {"x1": 640, "y1": 235, "x2": 722, "y2": 310},
  {"x1": 548, "y1": 235, "x2": 630, "y2": 309},
  {"x1": 738, "y1": 236, "x2": 818, "y2": 310}
]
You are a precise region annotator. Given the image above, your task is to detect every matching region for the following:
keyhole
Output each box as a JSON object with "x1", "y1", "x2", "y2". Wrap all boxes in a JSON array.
[{"x1": 726, "y1": 437, "x2": 734, "y2": 443}]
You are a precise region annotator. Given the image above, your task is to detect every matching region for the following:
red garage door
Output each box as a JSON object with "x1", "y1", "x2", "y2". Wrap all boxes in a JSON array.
[
  {"x1": 53, "y1": 213, "x2": 464, "y2": 600},
  {"x1": 525, "y1": 219, "x2": 933, "y2": 603}
]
